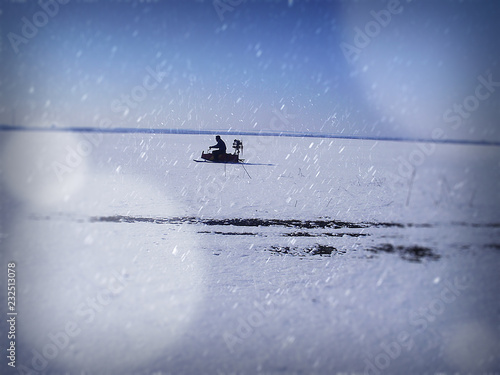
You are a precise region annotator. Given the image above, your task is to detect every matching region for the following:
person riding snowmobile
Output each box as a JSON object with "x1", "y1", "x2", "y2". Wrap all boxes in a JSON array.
[{"x1": 209, "y1": 135, "x2": 227, "y2": 161}]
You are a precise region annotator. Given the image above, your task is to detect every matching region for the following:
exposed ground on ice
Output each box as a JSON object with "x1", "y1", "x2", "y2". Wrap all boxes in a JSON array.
[{"x1": 87, "y1": 214, "x2": 446, "y2": 262}]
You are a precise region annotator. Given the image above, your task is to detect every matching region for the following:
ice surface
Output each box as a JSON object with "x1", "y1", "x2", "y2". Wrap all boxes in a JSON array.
[{"x1": 1, "y1": 132, "x2": 499, "y2": 374}]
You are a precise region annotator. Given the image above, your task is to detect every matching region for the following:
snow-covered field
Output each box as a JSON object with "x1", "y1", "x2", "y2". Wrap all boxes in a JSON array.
[{"x1": 1, "y1": 132, "x2": 500, "y2": 374}]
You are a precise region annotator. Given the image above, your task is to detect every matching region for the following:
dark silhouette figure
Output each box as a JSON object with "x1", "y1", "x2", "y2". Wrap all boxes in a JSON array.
[{"x1": 209, "y1": 135, "x2": 227, "y2": 160}]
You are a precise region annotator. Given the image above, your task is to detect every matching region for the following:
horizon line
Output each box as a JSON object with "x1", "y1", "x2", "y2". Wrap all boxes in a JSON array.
[{"x1": 1, "y1": 124, "x2": 499, "y2": 147}]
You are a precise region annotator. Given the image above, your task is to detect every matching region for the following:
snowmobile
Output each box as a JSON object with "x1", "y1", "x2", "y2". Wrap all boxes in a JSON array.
[{"x1": 196, "y1": 139, "x2": 244, "y2": 164}]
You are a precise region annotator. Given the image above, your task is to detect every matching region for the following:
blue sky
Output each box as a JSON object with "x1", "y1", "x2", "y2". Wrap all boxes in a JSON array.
[{"x1": 1, "y1": 0, "x2": 499, "y2": 141}]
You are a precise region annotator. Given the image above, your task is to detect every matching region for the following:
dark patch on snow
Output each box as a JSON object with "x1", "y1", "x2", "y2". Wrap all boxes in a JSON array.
[
  {"x1": 41, "y1": 215, "x2": 500, "y2": 230},
  {"x1": 200, "y1": 218, "x2": 367, "y2": 229},
  {"x1": 196, "y1": 230, "x2": 368, "y2": 238},
  {"x1": 453, "y1": 222, "x2": 500, "y2": 228},
  {"x1": 366, "y1": 222, "x2": 405, "y2": 228},
  {"x1": 90, "y1": 215, "x2": 372, "y2": 229},
  {"x1": 406, "y1": 223, "x2": 433, "y2": 228},
  {"x1": 267, "y1": 244, "x2": 344, "y2": 257},
  {"x1": 485, "y1": 243, "x2": 500, "y2": 250},
  {"x1": 471, "y1": 223, "x2": 500, "y2": 228},
  {"x1": 366, "y1": 244, "x2": 440, "y2": 262},
  {"x1": 198, "y1": 231, "x2": 258, "y2": 236},
  {"x1": 283, "y1": 232, "x2": 315, "y2": 237},
  {"x1": 266, "y1": 243, "x2": 439, "y2": 262},
  {"x1": 283, "y1": 232, "x2": 368, "y2": 238}
]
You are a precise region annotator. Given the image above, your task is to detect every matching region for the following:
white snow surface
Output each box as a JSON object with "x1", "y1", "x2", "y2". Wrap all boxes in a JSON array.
[{"x1": 1, "y1": 132, "x2": 500, "y2": 374}]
